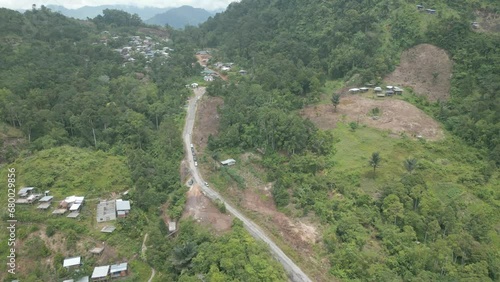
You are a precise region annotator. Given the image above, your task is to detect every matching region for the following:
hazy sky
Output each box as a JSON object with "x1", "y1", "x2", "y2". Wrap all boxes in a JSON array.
[{"x1": 0, "y1": 0, "x2": 236, "y2": 10}]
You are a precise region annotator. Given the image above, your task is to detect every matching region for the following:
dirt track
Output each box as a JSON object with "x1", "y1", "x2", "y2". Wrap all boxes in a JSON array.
[{"x1": 183, "y1": 87, "x2": 312, "y2": 282}]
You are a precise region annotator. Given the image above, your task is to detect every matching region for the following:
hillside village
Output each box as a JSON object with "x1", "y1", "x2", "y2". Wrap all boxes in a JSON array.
[
  {"x1": 15, "y1": 187, "x2": 134, "y2": 281},
  {"x1": 0, "y1": 1, "x2": 499, "y2": 282}
]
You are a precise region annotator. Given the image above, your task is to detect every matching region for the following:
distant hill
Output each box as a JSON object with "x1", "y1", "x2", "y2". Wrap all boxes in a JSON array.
[
  {"x1": 45, "y1": 5, "x2": 170, "y2": 20},
  {"x1": 146, "y1": 5, "x2": 214, "y2": 29}
]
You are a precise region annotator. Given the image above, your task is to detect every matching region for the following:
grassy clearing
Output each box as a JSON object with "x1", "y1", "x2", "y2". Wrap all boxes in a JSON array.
[
  {"x1": 7, "y1": 145, "x2": 132, "y2": 199},
  {"x1": 330, "y1": 122, "x2": 498, "y2": 205}
]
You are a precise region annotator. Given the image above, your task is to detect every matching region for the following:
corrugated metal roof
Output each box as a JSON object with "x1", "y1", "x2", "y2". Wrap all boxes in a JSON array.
[
  {"x1": 37, "y1": 203, "x2": 51, "y2": 209},
  {"x1": 18, "y1": 187, "x2": 34, "y2": 195},
  {"x1": 110, "y1": 262, "x2": 128, "y2": 273},
  {"x1": 169, "y1": 221, "x2": 177, "y2": 232},
  {"x1": 101, "y1": 226, "x2": 116, "y2": 233},
  {"x1": 63, "y1": 256, "x2": 81, "y2": 267},
  {"x1": 221, "y1": 159, "x2": 236, "y2": 165},
  {"x1": 91, "y1": 265, "x2": 110, "y2": 278},
  {"x1": 63, "y1": 278, "x2": 88, "y2": 282},
  {"x1": 67, "y1": 212, "x2": 80, "y2": 218},
  {"x1": 39, "y1": 196, "x2": 53, "y2": 202},
  {"x1": 115, "y1": 200, "x2": 130, "y2": 211}
]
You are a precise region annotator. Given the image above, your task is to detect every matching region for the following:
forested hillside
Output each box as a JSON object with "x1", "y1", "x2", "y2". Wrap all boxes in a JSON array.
[
  {"x1": 0, "y1": 6, "x2": 286, "y2": 281},
  {"x1": 182, "y1": 0, "x2": 500, "y2": 164},
  {"x1": 175, "y1": 0, "x2": 500, "y2": 281}
]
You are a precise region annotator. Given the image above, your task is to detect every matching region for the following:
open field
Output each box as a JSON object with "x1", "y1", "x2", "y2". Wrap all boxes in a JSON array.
[{"x1": 301, "y1": 95, "x2": 444, "y2": 140}]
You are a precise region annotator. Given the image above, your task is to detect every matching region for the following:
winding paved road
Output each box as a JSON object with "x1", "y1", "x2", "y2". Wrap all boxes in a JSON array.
[{"x1": 183, "y1": 87, "x2": 312, "y2": 282}]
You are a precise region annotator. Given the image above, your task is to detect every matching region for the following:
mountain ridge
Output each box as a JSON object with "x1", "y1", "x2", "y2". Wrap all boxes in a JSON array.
[{"x1": 146, "y1": 5, "x2": 215, "y2": 29}]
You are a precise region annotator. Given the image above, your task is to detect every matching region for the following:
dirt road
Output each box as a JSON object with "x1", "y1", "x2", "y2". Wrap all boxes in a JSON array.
[{"x1": 183, "y1": 87, "x2": 311, "y2": 282}]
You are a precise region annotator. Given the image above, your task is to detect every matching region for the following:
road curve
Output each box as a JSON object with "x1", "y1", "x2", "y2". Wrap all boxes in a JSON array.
[{"x1": 183, "y1": 87, "x2": 312, "y2": 282}]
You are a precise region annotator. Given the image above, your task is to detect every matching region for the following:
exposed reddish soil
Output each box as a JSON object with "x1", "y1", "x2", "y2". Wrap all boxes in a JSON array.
[
  {"x1": 384, "y1": 44, "x2": 452, "y2": 102},
  {"x1": 242, "y1": 183, "x2": 320, "y2": 248},
  {"x1": 224, "y1": 158, "x2": 329, "y2": 281},
  {"x1": 182, "y1": 183, "x2": 233, "y2": 233},
  {"x1": 192, "y1": 96, "x2": 224, "y2": 152},
  {"x1": 301, "y1": 95, "x2": 444, "y2": 140}
]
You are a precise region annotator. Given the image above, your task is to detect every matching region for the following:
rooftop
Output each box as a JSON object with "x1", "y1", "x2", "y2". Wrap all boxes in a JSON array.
[
  {"x1": 67, "y1": 211, "x2": 80, "y2": 218},
  {"x1": 169, "y1": 221, "x2": 176, "y2": 232},
  {"x1": 64, "y1": 195, "x2": 84, "y2": 204},
  {"x1": 39, "y1": 195, "x2": 53, "y2": 202},
  {"x1": 63, "y1": 256, "x2": 81, "y2": 267},
  {"x1": 62, "y1": 277, "x2": 89, "y2": 282},
  {"x1": 110, "y1": 262, "x2": 128, "y2": 273},
  {"x1": 91, "y1": 265, "x2": 110, "y2": 279},
  {"x1": 90, "y1": 247, "x2": 105, "y2": 254},
  {"x1": 96, "y1": 200, "x2": 116, "y2": 222},
  {"x1": 101, "y1": 225, "x2": 116, "y2": 233},
  {"x1": 37, "y1": 202, "x2": 51, "y2": 210},
  {"x1": 221, "y1": 159, "x2": 236, "y2": 165},
  {"x1": 18, "y1": 187, "x2": 35, "y2": 197},
  {"x1": 52, "y1": 208, "x2": 67, "y2": 215},
  {"x1": 116, "y1": 199, "x2": 130, "y2": 211}
]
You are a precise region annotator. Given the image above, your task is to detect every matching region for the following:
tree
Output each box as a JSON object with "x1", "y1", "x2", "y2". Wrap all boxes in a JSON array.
[
  {"x1": 382, "y1": 194, "x2": 404, "y2": 225},
  {"x1": 349, "y1": 122, "x2": 358, "y2": 131},
  {"x1": 369, "y1": 152, "x2": 381, "y2": 175},
  {"x1": 331, "y1": 94, "x2": 341, "y2": 112},
  {"x1": 171, "y1": 241, "x2": 198, "y2": 272},
  {"x1": 404, "y1": 158, "x2": 418, "y2": 174}
]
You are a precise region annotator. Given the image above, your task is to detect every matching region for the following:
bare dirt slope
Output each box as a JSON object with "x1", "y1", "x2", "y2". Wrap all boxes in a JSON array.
[
  {"x1": 182, "y1": 183, "x2": 232, "y2": 233},
  {"x1": 301, "y1": 96, "x2": 444, "y2": 140},
  {"x1": 384, "y1": 44, "x2": 452, "y2": 102},
  {"x1": 222, "y1": 154, "x2": 329, "y2": 281},
  {"x1": 192, "y1": 96, "x2": 224, "y2": 152}
]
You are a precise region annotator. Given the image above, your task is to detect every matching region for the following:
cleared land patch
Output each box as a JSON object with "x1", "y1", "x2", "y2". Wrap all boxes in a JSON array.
[
  {"x1": 182, "y1": 183, "x2": 233, "y2": 233},
  {"x1": 384, "y1": 44, "x2": 452, "y2": 102},
  {"x1": 301, "y1": 95, "x2": 444, "y2": 140},
  {"x1": 192, "y1": 95, "x2": 224, "y2": 152},
  {"x1": 474, "y1": 10, "x2": 500, "y2": 33}
]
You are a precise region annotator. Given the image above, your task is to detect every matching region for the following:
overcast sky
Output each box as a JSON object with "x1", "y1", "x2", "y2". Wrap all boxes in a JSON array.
[{"x1": 0, "y1": 0, "x2": 236, "y2": 10}]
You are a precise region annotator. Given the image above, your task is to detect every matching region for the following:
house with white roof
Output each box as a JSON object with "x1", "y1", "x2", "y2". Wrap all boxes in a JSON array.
[
  {"x1": 91, "y1": 265, "x2": 110, "y2": 281},
  {"x1": 115, "y1": 199, "x2": 131, "y2": 218},
  {"x1": 63, "y1": 256, "x2": 81, "y2": 269},
  {"x1": 110, "y1": 262, "x2": 129, "y2": 278}
]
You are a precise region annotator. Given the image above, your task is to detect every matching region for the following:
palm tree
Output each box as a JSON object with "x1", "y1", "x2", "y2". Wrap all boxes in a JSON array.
[
  {"x1": 404, "y1": 158, "x2": 418, "y2": 174},
  {"x1": 369, "y1": 152, "x2": 381, "y2": 176},
  {"x1": 171, "y1": 241, "x2": 197, "y2": 271},
  {"x1": 331, "y1": 94, "x2": 341, "y2": 112}
]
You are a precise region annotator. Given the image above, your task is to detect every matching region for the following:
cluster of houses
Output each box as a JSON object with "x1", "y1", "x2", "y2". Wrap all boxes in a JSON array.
[
  {"x1": 213, "y1": 61, "x2": 248, "y2": 76},
  {"x1": 17, "y1": 186, "x2": 133, "y2": 281},
  {"x1": 16, "y1": 187, "x2": 133, "y2": 225},
  {"x1": 348, "y1": 85, "x2": 404, "y2": 97},
  {"x1": 15, "y1": 187, "x2": 87, "y2": 219},
  {"x1": 62, "y1": 255, "x2": 128, "y2": 282},
  {"x1": 113, "y1": 35, "x2": 172, "y2": 63}
]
